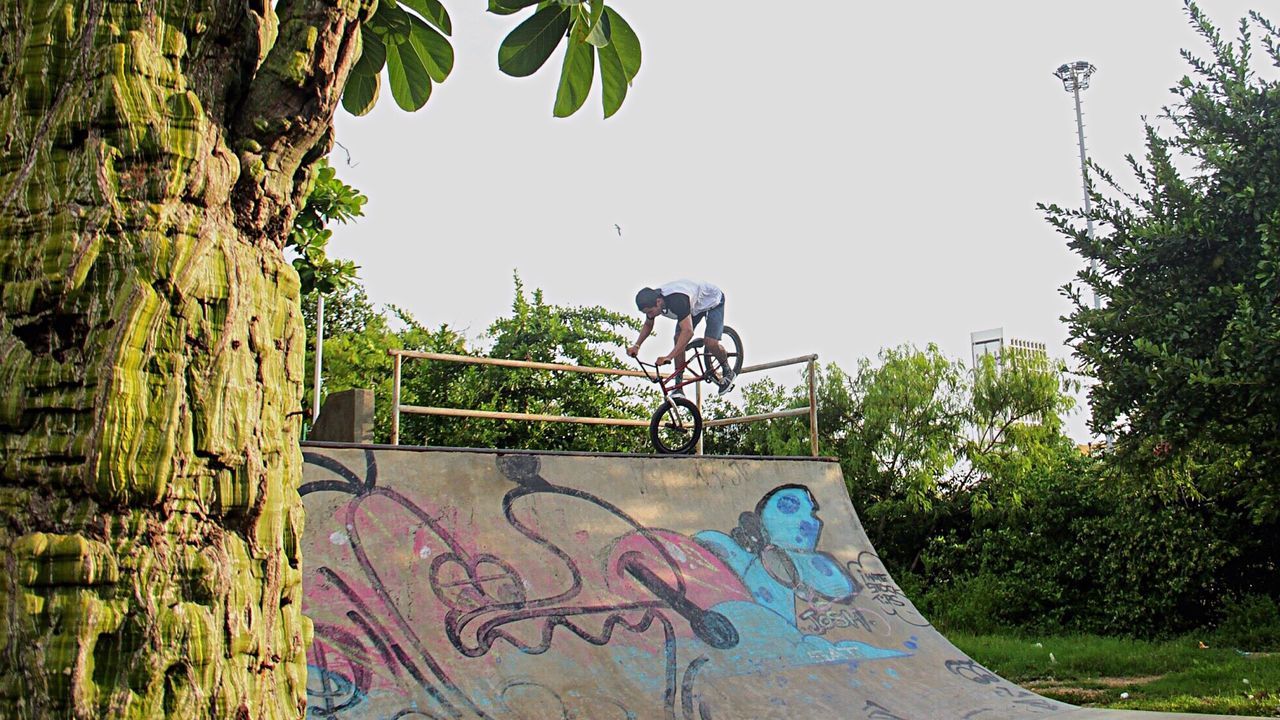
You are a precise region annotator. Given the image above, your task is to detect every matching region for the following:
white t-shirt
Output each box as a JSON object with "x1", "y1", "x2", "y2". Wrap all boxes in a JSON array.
[{"x1": 658, "y1": 280, "x2": 724, "y2": 320}]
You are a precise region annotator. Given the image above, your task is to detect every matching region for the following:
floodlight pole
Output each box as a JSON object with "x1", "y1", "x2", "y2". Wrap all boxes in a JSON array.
[{"x1": 1055, "y1": 61, "x2": 1100, "y2": 310}]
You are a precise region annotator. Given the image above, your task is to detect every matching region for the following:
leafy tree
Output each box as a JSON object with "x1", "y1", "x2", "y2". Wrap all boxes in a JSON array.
[
  {"x1": 0, "y1": 2, "x2": 641, "y2": 716},
  {"x1": 915, "y1": 449, "x2": 1280, "y2": 639},
  {"x1": 425, "y1": 276, "x2": 646, "y2": 451},
  {"x1": 306, "y1": 275, "x2": 649, "y2": 451},
  {"x1": 289, "y1": 159, "x2": 367, "y2": 295},
  {"x1": 845, "y1": 346, "x2": 969, "y2": 514},
  {"x1": 962, "y1": 352, "x2": 1080, "y2": 513},
  {"x1": 708, "y1": 345, "x2": 1078, "y2": 570},
  {"x1": 348, "y1": 0, "x2": 642, "y2": 118},
  {"x1": 1044, "y1": 3, "x2": 1280, "y2": 518}
]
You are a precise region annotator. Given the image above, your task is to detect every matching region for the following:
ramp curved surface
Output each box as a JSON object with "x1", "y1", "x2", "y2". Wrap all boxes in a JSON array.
[{"x1": 300, "y1": 446, "x2": 1229, "y2": 719}]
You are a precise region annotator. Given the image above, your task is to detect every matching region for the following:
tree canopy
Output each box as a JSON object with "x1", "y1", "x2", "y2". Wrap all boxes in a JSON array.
[
  {"x1": 1044, "y1": 3, "x2": 1280, "y2": 518},
  {"x1": 303, "y1": 274, "x2": 649, "y2": 451},
  {"x1": 346, "y1": 0, "x2": 642, "y2": 117}
]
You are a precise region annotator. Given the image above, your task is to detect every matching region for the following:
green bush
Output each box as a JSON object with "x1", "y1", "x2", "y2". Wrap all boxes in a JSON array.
[
  {"x1": 907, "y1": 451, "x2": 1277, "y2": 639},
  {"x1": 921, "y1": 571, "x2": 1015, "y2": 635},
  {"x1": 1213, "y1": 594, "x2": 1280, "y2": 652}
]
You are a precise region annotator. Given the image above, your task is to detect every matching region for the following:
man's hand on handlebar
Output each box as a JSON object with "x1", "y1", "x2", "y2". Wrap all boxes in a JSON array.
[
  {"x1": 655, "y1": 354, "x2": 671, "y2": 366},
  {"x1": 626, "y1": 344, "x2": 641, "y2": 358}
]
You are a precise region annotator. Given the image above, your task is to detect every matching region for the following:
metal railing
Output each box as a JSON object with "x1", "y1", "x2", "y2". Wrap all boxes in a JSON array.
[{"x1": 389, "y1": 350, "x2": 820, "y2": 456}]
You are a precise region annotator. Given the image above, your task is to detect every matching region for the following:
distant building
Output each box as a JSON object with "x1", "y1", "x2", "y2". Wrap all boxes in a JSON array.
[
  {"x1": 971, "y1": 328, "x2": 1054, "y2": 430},
  {"x1": 969, "y1": 328, "x2": 1047, "y2": 368},
  {"x1": 1077, "y1": 441, "x2": 1107, "y2": 455}
]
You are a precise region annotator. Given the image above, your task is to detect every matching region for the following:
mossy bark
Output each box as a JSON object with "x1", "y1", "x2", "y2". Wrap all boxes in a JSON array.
[{"x1": 0, "y1": 2, "x2": 369, "y2": 717}]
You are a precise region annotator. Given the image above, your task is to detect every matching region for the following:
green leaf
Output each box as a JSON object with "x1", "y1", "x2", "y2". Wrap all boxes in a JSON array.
[
  {"x1": 356, "y1": 28, "x2": 387, "y2": 72},
  {"x1": 370, "y1": 2, "x2": 412, "y2": 43},
  {"x1": 400, "y1": 0, "x2": 452, "y2": 35},
  {"x1": 498, "y1": 4, "x2": 570, "y2": 77},
  {"x1": 583, "y1": 10, "x2": 606, "y2": 47},
  {"x1": 386, "y1": 39, "x2": 433, "y2": 111},
  {"x1": 341, "y1": 69, "x2": 380, "y2": 116},
  {"x1": 407, "y1": 14, "x2": 454, "y2": 83},
  {"x1": 341, "y1": 29, "x2": 387, "y2": 116},
  {"x1": 603, "y1": 7, "x2": 640, "y2": 81},
  {"x1": 582, "y1": 4, "x2": 608, "y2": 48},
  {"x1": 488, "y1": 0, "x2": 540, "y2": 14},
  {"x1": 599, "y1": 37, "x2": 627, "y2": 118},
  {"x1": 553, "y1": 38, "x2": 594, "y2": 118}
]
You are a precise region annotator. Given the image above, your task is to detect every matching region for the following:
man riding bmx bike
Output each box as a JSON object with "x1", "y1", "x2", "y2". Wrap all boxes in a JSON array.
[{"x1": 627, "y1": 280, "x2": 736, "y2": 397}]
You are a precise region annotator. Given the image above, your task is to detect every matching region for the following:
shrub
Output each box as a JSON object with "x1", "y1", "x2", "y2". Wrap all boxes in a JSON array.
[
  {"x1": 1213, "y1": 594, "x2": 1280, "y2": 652},
  {"x1": 922, "y1": 571, "x2": 1015, "y2": 635}
]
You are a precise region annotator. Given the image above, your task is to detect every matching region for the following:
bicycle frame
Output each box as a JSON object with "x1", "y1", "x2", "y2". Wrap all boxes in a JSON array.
[{"x1": 634, "y1": 350, "x2": 712, "y2": 398}]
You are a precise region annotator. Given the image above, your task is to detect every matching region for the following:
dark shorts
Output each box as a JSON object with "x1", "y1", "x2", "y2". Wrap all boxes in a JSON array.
[{"x1": 675, "y1": 297, "x2": 725, "y2": 341}]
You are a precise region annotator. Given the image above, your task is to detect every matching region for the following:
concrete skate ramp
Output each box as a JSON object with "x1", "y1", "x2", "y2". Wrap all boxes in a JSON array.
[{"x1": 300, "y1": 445, "x2": 1228, "y2": 719}]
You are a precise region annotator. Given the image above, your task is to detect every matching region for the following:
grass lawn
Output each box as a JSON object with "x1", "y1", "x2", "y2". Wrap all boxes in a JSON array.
[{"x1": 950, "y1": 632, "x2": 1280, "y2": 716}]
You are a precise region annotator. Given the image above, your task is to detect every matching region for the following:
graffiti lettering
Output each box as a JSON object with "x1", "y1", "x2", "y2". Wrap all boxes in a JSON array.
[
  {"x1": 946, "y1": 659, "x2": 1001, "y2": 685},
  {"x1": 863, "y1": 699, "x2": 907, "y2": 719},
  {"x1": 798, "y1": 607, "x2": 877, "y2": 636},
  {"x1": 847, "y1": 552, "x2": 932, "y2": 628}
]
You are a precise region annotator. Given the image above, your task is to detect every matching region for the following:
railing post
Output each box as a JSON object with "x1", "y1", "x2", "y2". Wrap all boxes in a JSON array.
[
  {"x1": 312, "y1": 294, "x2": 324, "y2": 425},
  {"x1": 391, "y1": 352, "x2": 402, "y2": 446},
  {"x1": 696, "y1": 380, "x2": 704, "y2": 455},
  {"x1": 808, "y1": 357, "x2": 818, "y2": 457}
]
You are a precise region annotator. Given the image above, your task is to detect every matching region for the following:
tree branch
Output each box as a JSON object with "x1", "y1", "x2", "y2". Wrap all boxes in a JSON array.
[{"x1": 230, "y1": 0, "x2": 373, "y2": 244}]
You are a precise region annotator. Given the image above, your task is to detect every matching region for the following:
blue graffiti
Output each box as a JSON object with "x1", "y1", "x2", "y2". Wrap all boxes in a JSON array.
[
  {"x1": 694, "y1": 486, "x2": 860, "y2": 624},
  {"x1": 687, "y1": 485, "x2": 909, "y2": 674},
  {"x1": 709, "y1": 601, "x2": 908, "y2": 673}
]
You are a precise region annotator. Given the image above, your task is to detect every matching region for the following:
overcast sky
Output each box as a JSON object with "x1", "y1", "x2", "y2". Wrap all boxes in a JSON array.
[{"x1": 325, "y1": 1, "x2": 1267, "y2": 440}]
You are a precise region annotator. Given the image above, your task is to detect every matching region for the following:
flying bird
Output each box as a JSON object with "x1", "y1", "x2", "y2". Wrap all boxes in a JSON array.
[{"x1": 614, "y1": 224, "x2": 622, "y2": 236}]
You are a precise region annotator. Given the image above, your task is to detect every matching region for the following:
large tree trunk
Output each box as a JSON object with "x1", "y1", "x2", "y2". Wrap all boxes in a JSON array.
[{"x1": 0, "y1": 2, "x2": 366, "y2": 717}]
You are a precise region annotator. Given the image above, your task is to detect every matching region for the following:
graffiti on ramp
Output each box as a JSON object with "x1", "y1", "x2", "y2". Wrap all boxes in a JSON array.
[{"x1": 300, "y1": 448, "x2": 1070, "y2": 719}]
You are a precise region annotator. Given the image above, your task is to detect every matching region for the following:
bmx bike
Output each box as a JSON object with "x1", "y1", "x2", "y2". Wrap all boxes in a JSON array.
[{"x1": 634, "y1": 326, "x2": 744, "y2": 454}]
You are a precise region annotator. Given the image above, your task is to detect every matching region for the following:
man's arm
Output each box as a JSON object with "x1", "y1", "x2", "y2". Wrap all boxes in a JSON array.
[
  {"x1": 658, "y1": 316, "x2": 694, "y2": 368},
  {"x1": 627, "y1": 318, "x2": 655, "y2": 357}
]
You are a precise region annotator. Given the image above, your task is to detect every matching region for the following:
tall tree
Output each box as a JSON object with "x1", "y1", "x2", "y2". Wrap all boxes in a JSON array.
[
  {"x1": 400, "y1": 276, "x2": 647, "y2": 451},
  {"x1": 0, "y1": 1, "x2": 639, "y2": 717},
  {"x1": 1045, "y1": 3, "x2": 1280, "y2": 518},
  {"x1": 303, "y1": 275, "x2": 647, "y2": 451},
  {"x1": 706, "y1": 345, "x2": 1077, "y2": 566}
]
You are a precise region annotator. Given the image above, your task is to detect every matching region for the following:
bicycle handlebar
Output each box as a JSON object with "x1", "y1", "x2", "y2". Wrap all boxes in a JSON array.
[{"x1": 633, "y1": 356, "x2": 664, "y2": 384}]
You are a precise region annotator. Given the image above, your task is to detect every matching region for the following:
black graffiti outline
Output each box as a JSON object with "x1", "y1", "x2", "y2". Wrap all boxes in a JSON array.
[
  {"x1": 304, "y1": 450, "x2": 482, "y2": 719},
  {"x1": 303, "y1": 451, "x2": 736, "y2": 719},
  {"x1": 497, "y1": 679, "x2": 641, "y2": 720},
  {"x1": 949, "y1": 659, "x2": 1063, "y2": 714},
  {"x1": 439, "y1": 455, "x2": 738, "y2": 661},
  {"x1": 848, "y1": 551, "x2": 932, "y2": 628},
  {"x1": 863, "y1": 699, "x2": 907, "y2": 720},
  {"x1": 945, "y1": 658, "x2": 1002, "y2": 685}
]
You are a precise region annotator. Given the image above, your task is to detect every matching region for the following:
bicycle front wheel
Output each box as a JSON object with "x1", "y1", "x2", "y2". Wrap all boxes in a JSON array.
[{"x1": 649, "y1": 396, "x2": 702, "y2": 454}]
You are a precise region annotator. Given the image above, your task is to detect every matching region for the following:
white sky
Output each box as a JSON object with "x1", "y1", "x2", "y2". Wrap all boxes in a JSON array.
[{"x1": 326, "y1": 1, "x2": 1266, "y2": 441}]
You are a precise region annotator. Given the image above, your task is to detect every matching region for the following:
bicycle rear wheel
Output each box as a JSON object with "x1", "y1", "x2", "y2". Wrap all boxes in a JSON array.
[
  {"x1": 649, "y1": 396, "x2": 702, "y2": 454},
  {"x1": 689, "y1": 326, "x2": 744, "y2": 384},
  {"x1": 720, "y1": 326, "x2": 744, "y2": 376}
]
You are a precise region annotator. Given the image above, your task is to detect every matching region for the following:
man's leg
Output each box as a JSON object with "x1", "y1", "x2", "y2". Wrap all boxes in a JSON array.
[
  {"x1": 702, "y1": 302, "x2": 734, "y2": 394},
  {"x1": 670, "y1": 326, "x2": 686, "y2": 393},
  {"x1": 704, "y1": 338, "x2": 731, "y2": 374}
]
